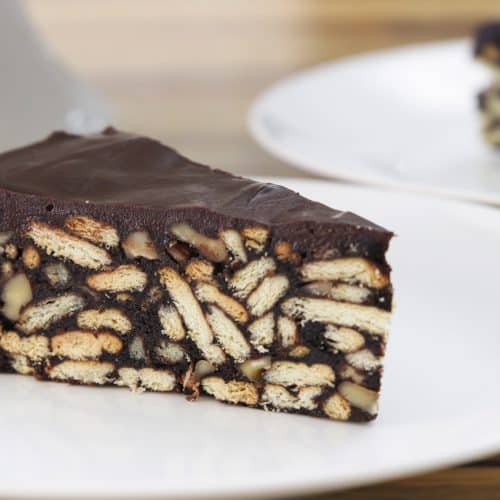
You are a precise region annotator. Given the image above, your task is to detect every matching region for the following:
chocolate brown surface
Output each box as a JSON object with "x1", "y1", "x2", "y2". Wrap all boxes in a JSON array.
[{"x1": 0, "y1": 128, "x2": 389, "y2": 228}]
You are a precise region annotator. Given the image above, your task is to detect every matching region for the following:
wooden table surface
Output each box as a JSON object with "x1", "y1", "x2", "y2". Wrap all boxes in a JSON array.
[{"x1": 23, "y1": 1, "x2": 500, "y2": 498}]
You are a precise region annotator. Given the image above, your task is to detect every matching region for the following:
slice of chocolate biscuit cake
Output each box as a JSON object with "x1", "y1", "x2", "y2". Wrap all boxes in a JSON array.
[{"x1": 0, "y1": 128, "x2": 393, "y2": 421}]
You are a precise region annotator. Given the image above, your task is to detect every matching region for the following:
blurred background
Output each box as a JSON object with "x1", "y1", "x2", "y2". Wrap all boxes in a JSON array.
[{"x1": 21, "y1": 0, "x2": 500, "y2": 177}]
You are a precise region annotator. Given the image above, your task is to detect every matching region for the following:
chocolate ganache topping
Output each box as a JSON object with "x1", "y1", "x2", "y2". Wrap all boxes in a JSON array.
[{"x1": 0, "y1": 128, "x2": 389, "y2": 231}]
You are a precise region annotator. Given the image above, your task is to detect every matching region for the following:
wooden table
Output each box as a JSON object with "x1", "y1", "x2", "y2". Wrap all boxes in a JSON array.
[{"x1": 24, "y1": 1, "x2": 500, "y2": 498}]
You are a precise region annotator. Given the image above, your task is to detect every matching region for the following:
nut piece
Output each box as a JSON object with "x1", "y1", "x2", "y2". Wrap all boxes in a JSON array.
[
  {"x1": 206, "y1": 305, "x2": 250, "y2": 362},
  {"x1": 302, "y1": 281, "x2": 371, "y2": 304},
  {"x1": 0, "y1": 331, "x2": 49, "y2": 360},
  {"x1": 228, "y1": 256, "x2": 276, "y2": 299},
  {"x1": 323, "y1": 393, "x2": 352, "y2": 421},
  {"x1": 51, "y1": 331, "x2": 123, "y2": 360},
  {"x1": 345, "y1": 348, "x2": 381, "y2": 372},
  {"x1": 288, "y1": 345, "x2": 310, "y2": 358},
  {"x1": 195, "y1": 282, "x2": 248, "y2": 324},
  {"x1": 193, "y1": 359, "x2": 215, "y2": 380},
  {"x1": 48, "y1": 360, "x2": 114, "y2": 385},
  {"x1": 277, "y1": 315, "x2": 298, "y2": 348},
  {"x1": 1, "y1": 261, "x2": 14, "y2": 280},
  {"x1": 117, "y1": 367, "x2": 176, "y2": 392},
  {"x1": 220, "y1": 229, "x2": 247, "y2": 263},
  {"x1": 185, "y1": 259, "x2": 214, "y2": 283},
  {"x1": 158, "y1": 304, "x2": 186, "y2": 341},
  {"x1": 339, "y1": 364, "x2": 365, "y2": 384},
  {"x1": 122, "y1": 230, "x2": 159, "y2": 260},
  {"x1": 248, "y1": 312, "x2": 274, "y2": 353},
  {"x1": 300, "y1": 258, "x2": 389, "y2": 289},
  {"x1": 324, "y1": 325, "x2": 365, "y2": 353},
  {"x1": 238, "y1": 356, "x2": 271, "y2": 382},
  {"x1": 44, "y1": 263, "x2": 71, "y2": 288},
  {"x1": 281, "y1": 297, "x2": 391, "y2": 336},
  {"x1": 129, "y1": 336, "x2": 146, "y2": 361},
  {"x1": 242, "y1": 226, "x2": 269, "y2": 253},
  {"x1": 170, "y1": 223, "x2": 227, "y2": 262},
  {"x1": 201, "y1": 376, "x2": 258, "y2": 405},
  {"x1": 17, "y1": 293, "x2": 85, "y2": 335},
  {"x1": 26, "y1": 221, "x2": 111, "y2": 269},
  {"x1": 263, "y1": 361, "x2": 335, "y2": 388},
  {"x1": 1, "y1": 273, "x2": 33, "y2": 321},
  {"x1": 247, "y1": 275, "x2": 289, "y2": 317},
  {"x1": 4, "y1": 243, "x2": 18, "y2": 260},
  {"x1": 158, "y1": 267, "x2": 225, "y2": 365},
  {"x1": 0, "y1": 231, "x2": 12, "y2": 245},
  {"x1": 262, "y1": 384, "x2": 322, "y2": 411},
  {"x1": 87, "y1": 264, "x2": 148, "y2": 293},
  {"x1": 77, "y1": 308, "x2": 132, "y2": 335},
  {"x1": 166, "y1": 241, "x2": 191, "y2": 262},
  {"x1": 155, "y1": 341, "x2": 186, "y2": 364},
  {"x1": 22, "y1": 245, "x2": 41, "y2": 269},
  {"x1": 338, "y1": 381, "x2": 379, "y2": 415},
  {"x1": 274, "y1": 241, "x2": 301, "y2": 265},
  {"x1": 65, "y1": 216, "x2": 119, "y2": 248},
  {"x1": 115, "y1": 292, "x2": 132, "y2": 302}
]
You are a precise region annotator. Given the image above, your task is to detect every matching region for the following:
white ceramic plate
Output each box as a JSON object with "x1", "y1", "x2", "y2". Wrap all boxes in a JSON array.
[
  {"x1": 249, "y1": 39, "x2": 500, "y2": 205},
  {"x1": 1, "y1": 179, "x2": 500, "y2": 500}
]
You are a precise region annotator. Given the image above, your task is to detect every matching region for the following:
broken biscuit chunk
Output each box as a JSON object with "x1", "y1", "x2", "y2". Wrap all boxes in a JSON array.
[{"x1": 0, "y1": 128, "x2": 393, "y2": 422}]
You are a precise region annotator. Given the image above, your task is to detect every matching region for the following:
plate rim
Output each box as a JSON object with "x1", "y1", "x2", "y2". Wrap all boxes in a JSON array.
[
  {"x1": 1, "y1": 434, "x2": 499, "y2": 500},
  {"x1": 248, "y1": 38, "x2": 500, "y2": 207}
]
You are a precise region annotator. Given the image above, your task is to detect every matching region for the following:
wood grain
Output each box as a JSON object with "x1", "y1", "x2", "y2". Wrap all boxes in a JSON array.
[
  {"x1": 22, "y1": 1, "x2": 500, "y2": 497},
  {"x1": 310, "y1": 467, "x2": 500, "y2": 499}
]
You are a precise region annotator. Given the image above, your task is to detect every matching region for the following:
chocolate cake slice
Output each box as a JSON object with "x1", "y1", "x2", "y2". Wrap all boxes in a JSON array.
[{"x1": 0, "y1": 128, "x2": 393, "y2": 422}]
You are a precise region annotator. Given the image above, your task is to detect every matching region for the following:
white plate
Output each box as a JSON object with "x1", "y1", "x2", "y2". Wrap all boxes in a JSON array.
[
  {"x1": 1, "y1": 179, "x2": 500, "y2": 500},
  {"x1": 249, "y1": 39, "x2": 500, "y2": 205}
]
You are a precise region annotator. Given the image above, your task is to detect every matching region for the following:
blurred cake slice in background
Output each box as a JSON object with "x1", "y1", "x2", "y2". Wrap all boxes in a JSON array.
[
  {"x1": 475, "y1": 22, "x2": 500, "y2": 146},
  {"x1": 475, "y1": 22, "x2": 500, "y2": 68}
]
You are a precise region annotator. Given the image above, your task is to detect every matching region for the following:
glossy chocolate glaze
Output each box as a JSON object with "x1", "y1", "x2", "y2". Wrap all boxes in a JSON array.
[
  {"x1": 0, "y1": 128, "x2": 388, "y2": 228},
  {"x1": 0, "y1": 129, "x2": 393, "y2": 268}
]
